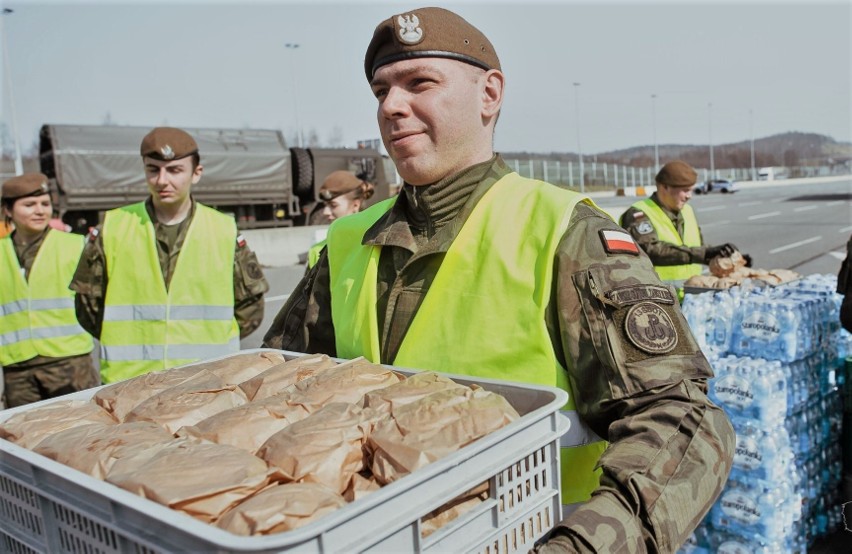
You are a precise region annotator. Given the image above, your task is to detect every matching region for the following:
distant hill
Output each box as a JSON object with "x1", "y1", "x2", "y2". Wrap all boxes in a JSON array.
[{"x1": 502, "y1": 132, "x2": 852, "y2": 169}]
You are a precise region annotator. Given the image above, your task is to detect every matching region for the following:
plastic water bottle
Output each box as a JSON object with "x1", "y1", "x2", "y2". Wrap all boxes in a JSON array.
[{"x1": 728, "y1": 416, "x2": 793, "y2": 483}]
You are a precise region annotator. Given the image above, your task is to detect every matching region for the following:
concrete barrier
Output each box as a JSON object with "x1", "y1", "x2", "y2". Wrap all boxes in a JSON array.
[{"x1": 243, "y1": 225, "x2": 328, "y2": 268}]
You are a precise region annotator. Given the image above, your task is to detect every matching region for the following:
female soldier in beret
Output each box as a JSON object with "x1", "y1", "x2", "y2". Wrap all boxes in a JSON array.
[
  {"x1": 0, "y1": 174, "x2": 98, "y2": 408},
  {"x1": 306, "y1": 171, "x2": 376, "y2": 268}
]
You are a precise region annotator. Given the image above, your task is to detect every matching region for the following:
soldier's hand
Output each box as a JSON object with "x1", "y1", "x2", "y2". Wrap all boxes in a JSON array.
[{"x1": 704, "y1": 243, "x2": 737, "y2": 262}]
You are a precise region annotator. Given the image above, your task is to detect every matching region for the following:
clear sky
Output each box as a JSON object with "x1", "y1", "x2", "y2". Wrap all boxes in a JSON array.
[{"x1": 1, "y1": 0, "x2": 850, "y2": 156}]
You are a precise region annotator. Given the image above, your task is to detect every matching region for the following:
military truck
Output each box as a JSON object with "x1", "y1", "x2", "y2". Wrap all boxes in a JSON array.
[{"x1": 38, "y1": 124, "x2": 391, "y2": 232}]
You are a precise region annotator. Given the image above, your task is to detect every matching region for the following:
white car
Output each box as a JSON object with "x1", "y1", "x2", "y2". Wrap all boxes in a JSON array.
[{"x1": 694, "y1": 179, "x2": 737, "y2": 194}]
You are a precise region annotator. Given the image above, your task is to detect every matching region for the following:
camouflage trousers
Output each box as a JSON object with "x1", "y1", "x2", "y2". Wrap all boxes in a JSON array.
[{"x1": 3, "y1": 353, "x2": 100, "y2": 409}]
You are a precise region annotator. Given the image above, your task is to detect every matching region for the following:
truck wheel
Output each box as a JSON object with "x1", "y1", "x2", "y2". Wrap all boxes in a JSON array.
[{"x1": 291, "y1": 148, "x2": 314, "y2": 199}]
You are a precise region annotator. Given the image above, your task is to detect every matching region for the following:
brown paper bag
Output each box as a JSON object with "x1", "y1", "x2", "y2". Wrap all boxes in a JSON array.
[
  {"x1": 257, "y1": 402, "x2": 382, "y2": 494},
  {"x1": 421, "y1": 482, "x2": 490, "y2": 537},
  {"x1": 93, "y1": 364, "x2": 210, "y2": 421},
  {"x1": 285, "y1": 357, "x2": 403, "y2": 413},
  {"x1": 178, "y1": 392, "x2": 311, "y2": 454},
  {"x1": 0, "y1": 400, "x2": 117, "y2": 449},
  {"x1": 359, "y1": 372, "x2": 470, "y2": 415},
  {"x1": 216, "y1": 482, "x2": 347, "y2": 536},
  {"x1": 33, "y1": 421, "x2": 174, "y2": 479},
  {"x1": 194, "y1": 350, "x2": 288, "y2": 385},
  {"x1": 239, "y1": 353, "x2": 337, "y2": 401},
  {"x1": 106, "y1": 438, "x2": 283, "y2": 523},
  {"x1": 124, "y1": 371, "x2": 249, "y2": 434},
  {"x1": 369, "y1": 388, "x2": 519, "y2": 484},
  {"x1": 343, "y1": 471, "x2": 382, "y2": 503}
]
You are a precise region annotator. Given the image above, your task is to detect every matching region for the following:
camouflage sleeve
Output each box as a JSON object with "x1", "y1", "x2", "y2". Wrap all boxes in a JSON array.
[
  {"x1": 69, "y1": 226, "x2": 107, "y2": 339},
  {"x1": 233, "y1": 238, "x2": 270, "y2": 339},
  {"x1": 620, "y1": 206, "x2": 707, "y2": 266},
  {"x1": 540, "y1": 203, "x2": 734, "y2": 553},
  {"x1": 261, "y1": 248, "x2": 337, "y2": 355}
]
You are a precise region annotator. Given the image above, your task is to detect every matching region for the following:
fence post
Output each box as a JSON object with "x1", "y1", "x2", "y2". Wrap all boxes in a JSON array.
[
  {"x1": 568, "y1": 161, "x2": 574, "y2": 188},
  {"x1": 528, "y1": 159, "x2": 534, "y2": 179},
  {"x1": 543, "y1": 160, "x2": 548, "y2": 183}
]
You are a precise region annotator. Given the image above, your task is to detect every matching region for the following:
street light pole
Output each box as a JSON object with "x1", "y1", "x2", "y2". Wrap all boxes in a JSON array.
[
  {"x1": 573, "y1": 82, "x2": 584, "y2": 193},
  {"x1": 284, "y1": 43, "x2": 303, "y2": 148},
  {"x1": 651, "y1": 93, "x2": 659, "y2": 172},
  {"x1": 1, "y1": 7, "x2": 23, "y2": 175},
  {"x1": 708, "y1": 102, "x2": 715, "y2": 179},
  {"x1": 749, "y1": 109, "x2": 756, "y2": 181}
]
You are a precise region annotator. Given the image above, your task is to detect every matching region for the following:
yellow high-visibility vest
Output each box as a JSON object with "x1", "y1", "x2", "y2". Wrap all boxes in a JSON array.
[
  {"x1": 99, "y1": 202, "x2": 239, "y2": 383},
  {"x1": 0, "y1": 230, "x2": 93, "y2": 366},
  {"x1": 630, "y1": 198, "x2": 703, "y2": 281},
  {"x1": 307, "y1": 239, "x2": 327, "y2": 269},
  {"x1": 327, "y1": 173, "x2": 607, "y2": 507}
]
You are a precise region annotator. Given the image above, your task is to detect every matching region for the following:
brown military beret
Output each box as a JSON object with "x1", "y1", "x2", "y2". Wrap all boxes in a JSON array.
[
  {"x1": 319, "y1": 171, "x2": 365, "y2": 201},
  {"x1": 655, "y1": 161, "x2": 698, "y2": 187},
  {"x1": 364, "y1": 6, "x2": 501, "y2": 81},
  {"x1": 1, "y1": 173, "x2": 50, "y2": 202},
  {"x1": 140, "y1": 127, "x2": 198, "y2": 161}
]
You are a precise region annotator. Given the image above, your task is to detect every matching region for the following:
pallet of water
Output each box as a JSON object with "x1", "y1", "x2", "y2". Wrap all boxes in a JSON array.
[{"x1": 680, "y1": 274, "x2": 849, "y2": 552}]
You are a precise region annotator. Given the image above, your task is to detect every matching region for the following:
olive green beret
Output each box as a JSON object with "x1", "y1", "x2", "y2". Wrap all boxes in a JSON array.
[
  {"x1": 364, "y1": 6, "x2": 501, "y2": 81},
  {"x1": 140, "y1": 127, "x2": 198, "y2": 161},
  {"x1": 655, "y1": 161, "x2": 698, "y2": 187},
  {"x1": 1, "y1": 173, "x2": 50, "y2": 201},
  {"x1": 319, "y1": 171, "x2": 365, "y2": 201}
]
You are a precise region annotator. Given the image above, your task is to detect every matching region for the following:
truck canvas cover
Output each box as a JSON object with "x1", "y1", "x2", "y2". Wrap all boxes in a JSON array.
[{"x1": 40, "y1": 124, "x2": 291, "y2": 210}]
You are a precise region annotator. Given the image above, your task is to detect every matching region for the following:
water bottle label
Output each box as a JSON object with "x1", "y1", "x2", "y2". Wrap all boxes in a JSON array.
[
  {"x1": 714, "y1": 374, "x2": 753, "y2": 408},
  {"x1": 718, "y1": 540, "x2": 751, "y2": 554},
  {"x1": 734, "y1": 436, "x2": 762, "y2": 470},
  {"x1": 740, "y1": 312, "x2": 781, "y2": 340},
  {"x1": 720, "y1": 491, "x2": 761, "y2": 525}
]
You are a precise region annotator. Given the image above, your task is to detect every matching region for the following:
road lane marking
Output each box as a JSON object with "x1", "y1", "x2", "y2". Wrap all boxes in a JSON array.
[
  {"x1": 826, "y1": 200, "x2": 846, "y2": 207},
  {"x1": 793, "y1": 205, "x2": 817, "y2": 212},
  {"x1": 698, "y1": 206, "x2": 726, "y2": 212},
  {"x1": 739, "y1": 201, "x2": 762, "y2": 207},
  {"x1": 840, "y1": 225, "x2": 852, "y2": 233},
  {"x1": 748, "y1": 211, "x2": 781, "y2": 220},
  {"x1": 701, "y1": 220, "x2": 731, "y2": 228},
  {"x1": 769, "y1": 236, "x2": 822, "y2": 254},
  {"x1": 265, "y1": 294, "x2": 290, "y2": 303},
  {"x1": 830, "y1": 251, "x2": 846, "y2": 260}
]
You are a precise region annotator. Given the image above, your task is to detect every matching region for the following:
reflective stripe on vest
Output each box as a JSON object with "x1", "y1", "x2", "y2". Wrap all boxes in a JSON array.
[
  {"x1": 0, "y1": 231, "x2": 93, "y2": 365},
  {"x1": 327, "y1": 173, "x2": 607, "y2": 505},
  {"x1": 100, "y1": 202, "x2": 239, "y2": 383},
  {"x1": 631, "y1": 198, "x2": 703, "y2": 281}
]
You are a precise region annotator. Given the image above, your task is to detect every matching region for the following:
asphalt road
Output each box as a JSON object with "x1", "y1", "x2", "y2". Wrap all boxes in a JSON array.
[{"x1": 243, "y1": 177, "x2": 852, "y2": 349}]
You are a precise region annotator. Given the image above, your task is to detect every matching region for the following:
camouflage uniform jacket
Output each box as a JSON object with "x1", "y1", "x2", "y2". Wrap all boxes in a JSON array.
[
  {"x1": 263, "y1": 156, "x2": 734, "y2": 552},
  {"x1": 70, "y1": 198, "x2": 269, "y2": 340},
  {"x1": 620, "y1": 193, "x2": 708, "y2": 267}
]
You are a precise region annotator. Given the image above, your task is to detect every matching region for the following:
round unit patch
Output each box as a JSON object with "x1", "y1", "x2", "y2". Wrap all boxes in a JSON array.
[{"x1": 624, "y1": 301, "x2": 678, "y2": 354}]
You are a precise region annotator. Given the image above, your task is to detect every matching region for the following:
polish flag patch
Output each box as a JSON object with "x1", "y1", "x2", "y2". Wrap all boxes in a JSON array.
[{"x1": 600, "y1": 229, "x2": 640, "y2": 255}]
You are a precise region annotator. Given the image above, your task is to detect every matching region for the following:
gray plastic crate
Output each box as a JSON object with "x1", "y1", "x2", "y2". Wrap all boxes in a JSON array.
[{"x1": 0, "y1": 349, "x2": 569, "y2": 553}]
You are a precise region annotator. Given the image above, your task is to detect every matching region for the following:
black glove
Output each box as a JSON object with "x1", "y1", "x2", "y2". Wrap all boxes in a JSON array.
[
  {"x1": 705, "y1": 243, "x2": 738, "y2": 262},
  {"x1": 742, "y1": 253, "x2": 753, "y2": 267}
]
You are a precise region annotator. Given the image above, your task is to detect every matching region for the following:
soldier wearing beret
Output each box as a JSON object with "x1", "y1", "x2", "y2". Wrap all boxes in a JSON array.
[
  {"x1": 263, "y1": 7, "x2": 733, "y2": 552},
  {"x1": 620, "y1": 160, "x2": 743, "y2": 284},
  {"x1": 70, "y1": 127, "x2": 269, "y2": 384},
  {"x1": 1, "y1": 173, "x2": 99, "y2": 408},
  {"x1": 306, "y1": 171, "x2": 376, "y2": 268}
]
